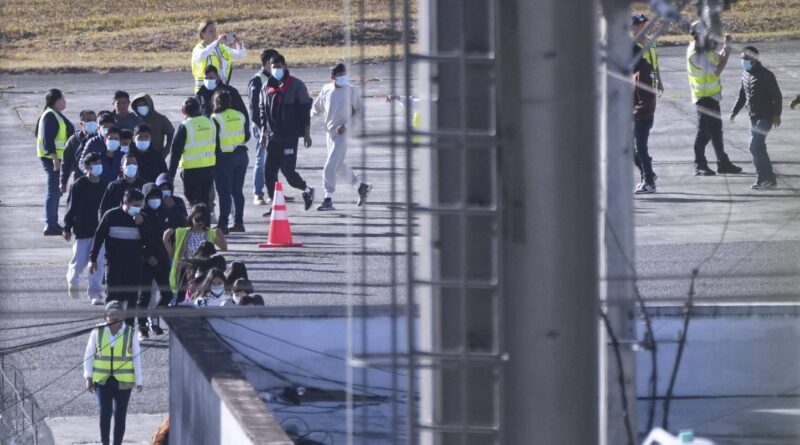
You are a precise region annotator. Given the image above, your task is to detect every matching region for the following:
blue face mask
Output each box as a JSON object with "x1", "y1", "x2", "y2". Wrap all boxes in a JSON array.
[
  {"x1": 136, "y1": 106, "x2": 149, "y2": 116},
  {"x1": 124, "y1": 164, "x2": 138, "y2": 177},
  {"x1": 120, "y1": 144, "x2": 129, "y2": 154},
  {"x1": 335, "y1": 75, "x2": 348, "y2": 87},
  {"x1": 272, "y1": 68, "x2": 285, "y2": 81},
  {"x1": 203, "y1": 79, "x2": 217, "y2": 90},
  {"x1": 99, "y1": 127, "x2": 109, "y2": 137},
  {"x1": 90, "y1": 164, "x2": 103, "y2": 177},
  {"x1": 741, "y1": 59, "x2": 754, "y2": 71},
  {"x1": 161, "y1": 189, "x2": 173, "y2": 197},
  {"x1": 127, "y1": 206, "x2": 141, "y2": 217},
  {"x1": 147, "y1": 198, "x2": 162, "y2": 209},
  {"x1": 106, "y1": 139, "x2": 120, "y2": 152},
  {"x1": 210, "y1": 285, "x2": 225, "y2": 297},
  {"x1": 136, "y1": 140, "x2": 150, "y2": 151},
  {"x1": 84, "y1": 121, "x2": 99, "y2": 134}
]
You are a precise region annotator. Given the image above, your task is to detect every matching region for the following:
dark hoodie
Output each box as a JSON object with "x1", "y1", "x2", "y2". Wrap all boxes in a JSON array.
[
  {"x1": 99, "y1": 174, "x2": 147, "y2": 218},
  {"x1": 131, "y1": 94, "x2": 175, "y2": 159},
  {"x1": 141, "y1": 183, "x2": 170, "y2": 262}
]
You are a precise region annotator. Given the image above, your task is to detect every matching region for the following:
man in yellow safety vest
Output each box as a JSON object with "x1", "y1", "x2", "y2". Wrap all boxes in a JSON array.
[
  {"x1": 687, "y1": 21, "x2": 742, "y2": 176},
  {"x1": 191, "y1": 20, "x2": 246, "y2": 93},
  {"x1": 83, "y1": 301, "x2": 142, "y2": 445},
  {"x1": 211, "y1": 90, "x2": 250, "y2": 233},
  {"x1": 168, "y1": 97, "x2": 218, "y2": 209}
]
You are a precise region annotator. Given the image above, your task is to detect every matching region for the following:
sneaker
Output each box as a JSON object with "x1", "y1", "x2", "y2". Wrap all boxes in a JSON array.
[
  {"x1": 790, "y1": 94, "x2": 800, "y2": 109},
  {"x1": 262, "y1": 208, "x2": 272, "y2": 217},
  {"x1": 138, "y1": 326, "x2": 150, "y2": 341},
  {"x1": 694, "y1": 166, "x2": 716, "y2": 176},
  {"x1": 253, "y1": 195, "x2": 267, "y2": 206},
  {"x1": 217, "y1": 225, "x2": 230, "y2": 235},
  {"x1": 302, "y1": 188, "x2": 315, "y2": 211},
  {"x1": 284, "y1": 195, "x2": 295, "y2": 202},
  {"x1": 357, "y1": 183, "x2": 372, "y2": 206},
  {"x1": 43, "y1": 226, "x2": 63, "y2": 236},
  {"x1": 635, "y1": 182, "x2": 656, "y2": 194},
  {"x1": 229, "y1": 224, "x2": 246, "y2": 233},
  {"x1": 717, "y1": 163, "x2": 743, "y2": 174},
  {"x1": 317, "y1": 198, "x2": 336, "y2": 211},
  {"x1": 752, "y1": 180, "x2": 777, "y2": 190},
  {"x1": 150, "y1": 325, "x2": 165, "y2": 336},
  {"x1": 68, "y1": 285, "x2": 80, "y2": 299},
  {"x1": 90, "y1": 297, "x2": 105, "y2": 306}
]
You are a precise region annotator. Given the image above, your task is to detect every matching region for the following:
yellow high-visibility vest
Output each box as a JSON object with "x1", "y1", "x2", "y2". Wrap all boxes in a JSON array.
[
  {"x1": 637, "y1": 42, "x2": 660, "y2": 88},
  {"x1": 687, "y1": 41, "x2": 722, "y2": 101},
  {"x1": 92, "y1": 325, "x2": 135, "y2": 384},
  {"x1": 192, "y1": 42, "x2": 233, "y2": 93},
  {"x1": 212, "y1": 109, "x2": 246, "y2": 153},
  {"x1": 36, "y1": 108, "x2": 67, "y2": 159},
  {"x1": 179, "y1": 116, "x2": 217, "y2": 170},
  {"x1": 169, "y1": 227, "x2": 217, "y2": 293}
]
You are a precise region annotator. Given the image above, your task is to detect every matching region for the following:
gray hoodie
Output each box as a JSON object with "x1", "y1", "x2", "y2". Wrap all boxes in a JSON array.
[{"x1": 131, "y1": 93, "x2": 175, "y2": 159}]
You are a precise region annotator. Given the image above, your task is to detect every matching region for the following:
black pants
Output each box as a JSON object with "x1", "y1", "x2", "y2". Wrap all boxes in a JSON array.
[
  {"x1": 634, "y1": 118, "x2": 655, "y2": 183},
  {"x1": 137, "y1": 257, "x2": 171, "y2": 327},
  {"x1": 215, "y1": 148, "x2": 249, "y2": 227},
  {"x1": 95, "y1": 377, "x2": 132, "y2": 445},
  {"x1": 181, "y1": 167, "x2": 215, "y2": 209},
  {"x1": 265, "y1": 138, "x2": 307, "y2": 199},
  {"x1": 694, "y1": 97, "x2": 732, "y2": 168},
  {"x1": 106, "y1": 260, "x2": 141, "y2": 326}
]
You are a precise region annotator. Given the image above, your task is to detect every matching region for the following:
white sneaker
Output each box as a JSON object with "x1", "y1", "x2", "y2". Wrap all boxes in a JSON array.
[
  {"x1": 90, "y1": 298, "x2": 105, "y2": 306},
  {"x1": 253, "y1": 195, "x2": 267, "y2": 206},
  {"x1": 635, "y1": 182, "x2": 656, "y2": 194}
]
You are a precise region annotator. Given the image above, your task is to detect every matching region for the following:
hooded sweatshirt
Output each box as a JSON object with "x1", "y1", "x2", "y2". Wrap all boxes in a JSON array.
[
  {"x1": 141, "y1": 183, "x2": 170, "y2": 262},
  {"x1": 131, "y1": 94, "x2": 176, "y2": 159}
]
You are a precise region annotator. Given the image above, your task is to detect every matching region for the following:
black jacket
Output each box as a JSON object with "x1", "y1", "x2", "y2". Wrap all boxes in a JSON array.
[
  {"x1": 63, "y1": 176, "x2": 106, "y2": 239},
  {"x1": 196, "y1": 83, "x2": 250, "y2": 127},
  {"x1": 132, "y1": 146, "x2": 168, "y2": 183},
  {"x1": 91, "y1": 207, "x2": 154, "y2": 263},
  {"x1": 99, "y1": 175, "x2": 147, "y2": 218},
  {"x1": 260, "y1": 72, "x2": 312, "y2": 141},
  {"x1": 61, "y1": 130, "x2": 92, "y2": 185},
  {"x1": 248, "y1": 71, "x2": 279, "y2": 130},
  {"x1": 142, "y1": 183, "x2": 171, "y2": 262},
  {"x1": 732, "y1": 62, "x2": 783, "y2": 121}
]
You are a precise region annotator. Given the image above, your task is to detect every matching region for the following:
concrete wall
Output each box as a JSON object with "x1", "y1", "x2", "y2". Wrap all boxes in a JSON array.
[{"x1": 168, "y1": 317, "x2": 292, "y2": 445}]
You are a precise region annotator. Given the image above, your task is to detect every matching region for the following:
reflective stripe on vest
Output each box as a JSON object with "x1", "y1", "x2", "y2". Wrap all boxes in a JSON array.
[
  {"x1": 36, "y1": 108, "x2": 67, "y2": 159},
  {"x1": 212, "y1": 109, "x2": 246, "y2": 152},
  {"x1": 687, "y1": 42, "x2": 722, "y2": 100},
  {"x1": 169, "y1": 227, "x2": 217, "y2": 292},
  {"x1": 180, "y1": 116, "x2": 216, "y2": 170},
  {"x1": 637, "y1": 43, "x2": 659, "y2": 88},
  {"x1": 92, "y1": 325, "x2": 135, "y2": 384},
  {"x1": 192, "y1": 42, "x2": 233, "y2": 92}
]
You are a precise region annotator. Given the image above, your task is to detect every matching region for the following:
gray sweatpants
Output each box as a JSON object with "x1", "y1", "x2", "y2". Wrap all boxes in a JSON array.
[{"x1": 324, "y1": 131, "x2": 360, "y2": 198}]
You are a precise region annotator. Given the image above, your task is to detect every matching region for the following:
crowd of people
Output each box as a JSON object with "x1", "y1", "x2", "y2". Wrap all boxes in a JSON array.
[
  {"x1": 43, "y1": 18, "x2": 379, "y2": 445},
  {"x1": 631, "y1": 15, "x2": 799, "y2": 194}
]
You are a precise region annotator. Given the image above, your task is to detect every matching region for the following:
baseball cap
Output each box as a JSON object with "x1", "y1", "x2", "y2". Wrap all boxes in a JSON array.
[
  {"x1": 155, "y1": 172, "x2": 172, "y2": 187},
  {"x1": 105, "y1": 300, "x2": 124, "y2": 315}
]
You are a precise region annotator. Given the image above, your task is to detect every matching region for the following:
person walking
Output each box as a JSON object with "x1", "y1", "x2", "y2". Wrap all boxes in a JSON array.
[
  {"x1": 100, "y1": 154, "x2": 147, "y2": 217},
  {"x1": 632, "y1": 32, "x2": 657, "y2": 194},
  {"x1": 83, "y1": 300, "x2": 143, "y2": 445},
  {"x1": 687, "y1": 22, "x2": 742, "y2": 176},
  {"x1": 196, "y1": 65, "x2": 249, "y2": 119},
  {"x1": 131, "y1": 125, "x2": 168, "y2": 183},
  {"x1": 61, "y1": 110, "x2": 98, "y2": 193},
  {"x1": 90, "y1": 189, "x2": 154, "y2": 326},
  {"x1": 211, "y1": 90, "x2": 250, "y2": 233},
  {"x1": 249, "y1": 49, "x2": 280, "y2": 205},
  {"x1": 155, "y1": 173, "x2": 188, "y2": 229},
  {"x1": 138, "y1": 183, "x2": 172, "y2": 339},
  {"x1": 35, "y1": 88, "x2": 74, "y2": 235},
  {"x1": 169, "y1": 98, "x2": 219, "y2": 209},
  {"x1": 64, "y1": 152, "x2": 108, "y2": 304},
  {"x1": 111, "y1": 91, "x2": 142, "y2": 132},
  {"x1": 164, "y1": 204, "x2": 227, "y2": 295},
  {"x1": 131, "y1": 94, "x2": 175, "y2": 159},
  {"x1": 631, "y1": 14, "x2": 664, "y2": 97},
  {"x1": 260, "y1": 54, "x2": 315, "y2": 212},
  {"x1": 311, "y1": 63, "x2": 372, "y2": 210},
  {"x1": 191, "y1": 20, "x2": 246, "y2": 92},
  {"x1": 730, "y1": 46, "x2": 782, "y2": 190}
]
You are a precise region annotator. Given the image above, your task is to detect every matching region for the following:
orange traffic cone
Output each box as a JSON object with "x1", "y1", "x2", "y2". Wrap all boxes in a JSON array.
[{"x1": 259, "y1": 182, "x2": 303, "y2": 248}]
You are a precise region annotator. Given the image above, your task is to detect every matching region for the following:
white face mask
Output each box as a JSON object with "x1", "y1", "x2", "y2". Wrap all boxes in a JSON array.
[
  {"x1": 335, "y1": 75, "x2": 348, "y2": 87},
  {"x1": 136, "y1": 106, "x2": 149, "y2": 116},
  {"x1": 84, "y1": 121, "x2": 99, "y2": 134},
  {"x1": 203, "y1": 79, "x2": 217, "y2": 90},
  {"x1": 272, "y1": 68, "x2": 285, "y2": 81},
  {"x1": 210, "y1": 285, "x2": 225, "y2": 297}
]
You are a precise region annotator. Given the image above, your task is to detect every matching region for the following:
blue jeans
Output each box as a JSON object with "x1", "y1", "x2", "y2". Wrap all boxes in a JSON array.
[
  {"x1": 215, "y1": 148, "x2": 249, "y2": 227},
  {"x1": 40, "y1": 157, "x2": 61, "y2": 228},
  {"x1": 252, "y1": 126, "x2": 266, "y2": 197},
  {"x1": 749, "y1": 118, "x2": 775, "y2": 184},
  {"x1": 94, "y1": 377, "x2": 132, "y2": 445}
]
